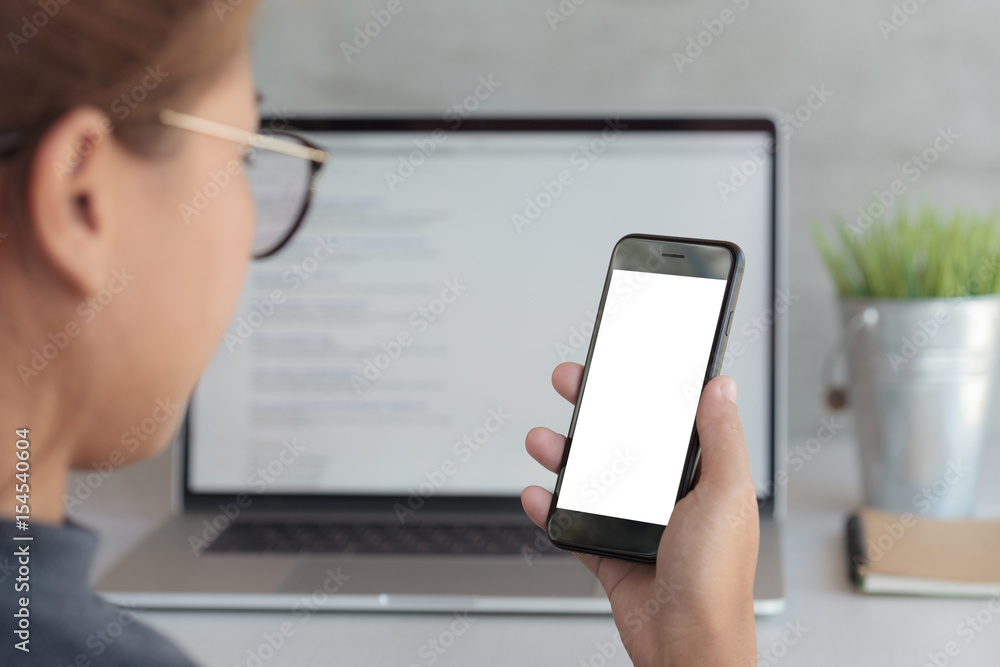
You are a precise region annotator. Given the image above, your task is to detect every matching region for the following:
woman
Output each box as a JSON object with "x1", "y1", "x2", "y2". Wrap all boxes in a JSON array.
[{"x1": 0, "y1": 1, "x2": 759, "y2": 664}]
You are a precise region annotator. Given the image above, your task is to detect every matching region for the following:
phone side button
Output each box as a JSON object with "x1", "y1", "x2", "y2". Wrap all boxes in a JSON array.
[{"x1": 725, "y1": 311, "x2": 734, "y2": 336}]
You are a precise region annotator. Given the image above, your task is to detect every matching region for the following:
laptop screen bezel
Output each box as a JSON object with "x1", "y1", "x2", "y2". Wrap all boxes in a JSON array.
[{"x1": 180, "y1": 115, "x2": 779, "y2": 517}]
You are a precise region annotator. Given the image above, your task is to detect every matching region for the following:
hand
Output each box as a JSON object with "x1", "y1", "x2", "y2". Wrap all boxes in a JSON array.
[{"x1": 522, "y1": 363, "x2": 759, "y2": 667}]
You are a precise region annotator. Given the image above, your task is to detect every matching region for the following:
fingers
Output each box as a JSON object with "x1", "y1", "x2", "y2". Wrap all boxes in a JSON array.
[
  {"x1": 521, "y1": 486, "x2": 604, "y2": 579},
  {"x1": 528, "y1": 364, "x2": 579, "y2": 473},
  {"x1": 525, "y1": 426, "x2": 566, "y2": 474},
  {"x1": 551, "y1": 362, "x2": 583, "y2": 404},
  {"x1": 520, "y1": 485, "x2": 553, "y2": 528},
  {"x1": 526, "y1": 362, "x2": 612, "y2": 581},
  {"x1": 521, "y1": 486, "x2": 564, "y2": 530},
  {"x1": 694, "y1": 376, "x2": 754, "y2": 493}
]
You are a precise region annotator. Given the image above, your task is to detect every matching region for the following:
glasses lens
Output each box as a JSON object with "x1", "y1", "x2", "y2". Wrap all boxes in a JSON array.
[{"x1": 244, "y1": 131, "x2": 313, "y2": 257}]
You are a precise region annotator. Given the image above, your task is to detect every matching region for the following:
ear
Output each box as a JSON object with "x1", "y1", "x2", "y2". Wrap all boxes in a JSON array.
[{"x1": 27, "y1": 107, "x2": 119, "y2": 296}]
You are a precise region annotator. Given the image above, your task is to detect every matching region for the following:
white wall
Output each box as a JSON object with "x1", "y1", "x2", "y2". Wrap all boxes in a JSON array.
[{"x1": 249, "y1": 0, "x2": 1000, "y2": 439}]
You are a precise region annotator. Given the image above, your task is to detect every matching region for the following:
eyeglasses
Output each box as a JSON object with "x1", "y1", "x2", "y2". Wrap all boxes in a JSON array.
[
  {"x1": 159, "y1": 110, "x2": 329, "y2": 259},
  {"x1": 0, "y1": 112, "x2": 329, "y2": 259}
]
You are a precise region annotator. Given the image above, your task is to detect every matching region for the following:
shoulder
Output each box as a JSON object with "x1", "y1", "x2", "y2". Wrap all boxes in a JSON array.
[
  {"x1": 2, "y1": 588, "x2": 199, "y2": 666},
  {"x1": 0, "y1": 520, "x2": 198, "y2": 666}
]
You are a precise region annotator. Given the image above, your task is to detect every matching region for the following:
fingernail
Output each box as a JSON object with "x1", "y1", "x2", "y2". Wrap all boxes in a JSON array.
[{"x1": 719, "y1": 377, "x2": 737, "y2": 402}]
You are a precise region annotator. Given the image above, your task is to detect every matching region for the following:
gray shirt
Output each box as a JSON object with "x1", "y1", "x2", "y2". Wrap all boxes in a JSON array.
[{"x1": 0, "y1": 519, "x2": 198, "y2": 666}]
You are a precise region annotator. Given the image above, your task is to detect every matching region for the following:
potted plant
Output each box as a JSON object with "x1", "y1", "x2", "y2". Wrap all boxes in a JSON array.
[{"x1": 813, "y1": 204, "x2": 1000, "y2": 517}]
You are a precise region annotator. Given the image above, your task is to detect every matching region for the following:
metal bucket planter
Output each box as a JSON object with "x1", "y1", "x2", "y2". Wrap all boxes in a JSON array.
[{"x1": 839, "y1": 295, "x2": 1000, "y2": 516}]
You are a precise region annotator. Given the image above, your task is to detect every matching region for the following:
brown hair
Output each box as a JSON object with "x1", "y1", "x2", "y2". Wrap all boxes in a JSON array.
[{"x1": 0, "y1": 0, "x2": 258, "y2": 232}]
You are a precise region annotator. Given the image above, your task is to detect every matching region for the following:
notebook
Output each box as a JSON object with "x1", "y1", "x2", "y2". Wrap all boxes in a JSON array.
[{"x1": 847, "y1": 507, "x2": 1000, "y2": 597}]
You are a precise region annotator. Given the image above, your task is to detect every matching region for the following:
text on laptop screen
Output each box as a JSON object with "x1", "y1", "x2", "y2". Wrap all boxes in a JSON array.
[{"x1": 189, "y1": 124, "x2": 774, "y2": 498}]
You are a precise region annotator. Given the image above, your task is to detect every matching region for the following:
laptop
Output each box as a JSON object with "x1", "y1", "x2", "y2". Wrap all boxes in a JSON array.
[{"x1": 98, "y1": 114, "x2": 786, "y2": 615}]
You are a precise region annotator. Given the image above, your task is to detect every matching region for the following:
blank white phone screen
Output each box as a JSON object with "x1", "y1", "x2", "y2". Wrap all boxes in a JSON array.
[{"x1": 555, "y1": 268, "x2": 728, "y2": 526}]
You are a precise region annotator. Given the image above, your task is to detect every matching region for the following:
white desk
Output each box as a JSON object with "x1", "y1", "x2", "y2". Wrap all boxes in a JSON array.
[{"x1": 79, "y1": 435, "x2": 1000, "y2": 666}]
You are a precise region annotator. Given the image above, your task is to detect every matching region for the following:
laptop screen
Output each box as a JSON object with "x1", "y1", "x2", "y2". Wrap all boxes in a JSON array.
[{"x1": 187, "y1": 118, "x2": 777, "y2": 503}]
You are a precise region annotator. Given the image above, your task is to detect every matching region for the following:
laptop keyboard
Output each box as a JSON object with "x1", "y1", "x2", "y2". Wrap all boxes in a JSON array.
[{"x1": 204, "y1": 521, "x2": 566, "y2": 556}]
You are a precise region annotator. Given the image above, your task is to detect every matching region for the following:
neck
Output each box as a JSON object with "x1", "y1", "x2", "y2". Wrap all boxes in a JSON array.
[
  {"x1": 1, "y1": 384, "x2": 75, "y2": 527},
  {"x1": 0, "y1": 265, "x2": 80, "y2": 527}
]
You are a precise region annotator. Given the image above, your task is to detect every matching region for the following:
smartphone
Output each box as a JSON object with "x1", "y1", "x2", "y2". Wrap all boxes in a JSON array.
[{"x1": 546, "y1": 234, "x2": 744, "y2": 563}]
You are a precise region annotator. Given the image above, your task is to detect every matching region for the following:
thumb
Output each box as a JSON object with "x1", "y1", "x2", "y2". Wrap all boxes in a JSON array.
[{"x1": 694, "y1": 376, "x2": 753, "y2": 493}]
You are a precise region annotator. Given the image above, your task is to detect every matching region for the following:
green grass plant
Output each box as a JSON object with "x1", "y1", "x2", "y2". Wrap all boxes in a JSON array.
[{"x1": 812, "y1": 204, "x2": 1000, "y2": 298}]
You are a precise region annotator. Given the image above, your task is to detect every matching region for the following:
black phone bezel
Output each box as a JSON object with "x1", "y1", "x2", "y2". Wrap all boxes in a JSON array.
[{"x1": 545, "y1": 234, "x2": 745, "y2": 563}]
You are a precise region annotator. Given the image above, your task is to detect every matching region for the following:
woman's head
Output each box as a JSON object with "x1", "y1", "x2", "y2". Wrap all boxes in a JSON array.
[{"x1": 0, "y1": 0, "x2": 260, "y2": 467}]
